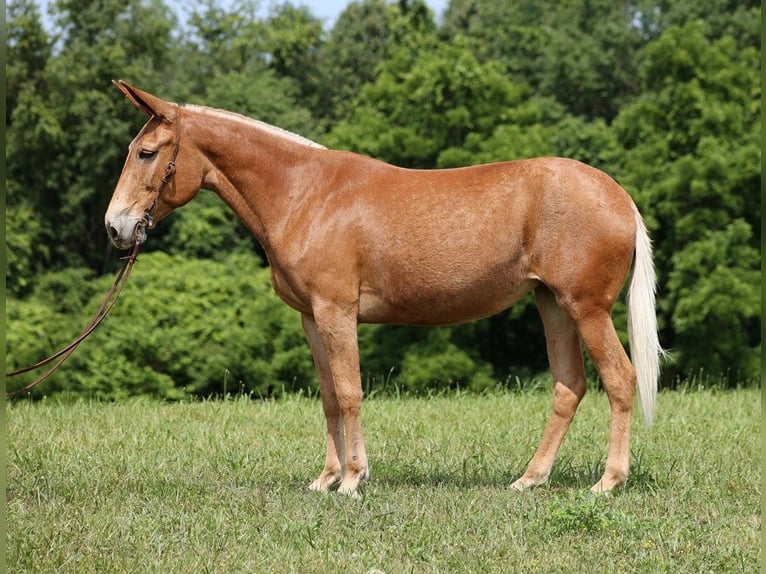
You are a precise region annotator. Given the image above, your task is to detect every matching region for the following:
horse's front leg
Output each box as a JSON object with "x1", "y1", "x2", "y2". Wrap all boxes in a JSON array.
[
  {"x1": 301, "y1": 307, "x2": 369, "y2": 496},
  {"x1": 302, "y1": 314, "x2": 345, "y2": 491}
]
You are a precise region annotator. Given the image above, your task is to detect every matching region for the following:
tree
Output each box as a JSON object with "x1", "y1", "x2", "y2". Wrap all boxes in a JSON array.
[
  {"x1": 633, "y1": 0, "x2": 761, "y2": 48},
  {"x1": 175, "y1": 0, "x2": 264, "y2": 100},
  {"x1": 613, "y1": 21, "x2": 761, "y2": 383},
  {"x1": 442, "y1": 0, "x2": 646, "y2": 121},
  {"x1": 666, "y1": 220, "x2": 760, "y2": 382},
  {"x1": 535, "y1": 0, "x2": 645, "y2": 120},
  {"x1": 263, "y1": 3, "x2": 324, "y2": 106},
  {"x1": 6, "y1": 0, "x2": 51, "y2": 125},
  {"x1": 315, "y1": 0, "x2": 429, "y2": 121},
  {"x1": 326, "y1": 36, "x2": 523, "y2": 168},
  {"x1": 6, "y1": 0, "x2": 760, "y2": 397},
  {"x1": 6, "y1": 1, "x2": 55, "y2": 293},
  {"x1": 6, "y1": 0, "x2": 178, "y2": 284}
]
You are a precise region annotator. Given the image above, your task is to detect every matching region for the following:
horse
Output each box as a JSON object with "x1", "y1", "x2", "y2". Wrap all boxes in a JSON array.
[{"x1": 105, "y1": 80, "x2": 664, "y2": 495}]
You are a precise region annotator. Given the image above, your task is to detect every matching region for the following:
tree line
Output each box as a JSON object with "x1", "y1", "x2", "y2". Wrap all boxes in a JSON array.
[{"x1": 6, "y1": 0, "x2": 761, "y2": 398}]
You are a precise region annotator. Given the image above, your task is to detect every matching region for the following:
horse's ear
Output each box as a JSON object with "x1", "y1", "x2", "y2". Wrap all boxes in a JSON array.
[{"x1": 112, "y1": 80, "x2": 176, "y2": 122}]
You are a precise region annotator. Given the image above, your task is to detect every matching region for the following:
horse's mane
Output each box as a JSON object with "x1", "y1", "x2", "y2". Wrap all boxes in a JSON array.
[{"x1": 183, "y1": 104, "x2": 327, "y2": 150}]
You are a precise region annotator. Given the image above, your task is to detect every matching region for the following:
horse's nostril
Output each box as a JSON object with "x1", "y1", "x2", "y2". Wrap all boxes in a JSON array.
[{"x1": 107, "y1": 224, "x2": 119, "y2": 242}]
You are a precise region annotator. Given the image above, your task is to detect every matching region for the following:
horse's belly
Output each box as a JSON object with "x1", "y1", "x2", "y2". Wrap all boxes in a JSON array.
[{"x1": 357, "y1": 276, "x2": 539, "y2": 326}]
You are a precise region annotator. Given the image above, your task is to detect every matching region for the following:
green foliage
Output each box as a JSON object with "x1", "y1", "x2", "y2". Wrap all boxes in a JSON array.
[
  {"x1": 400, "y1": 329, "x2": 495, "y2": 393},
  {"x1": 161, "y1": 191, "x2": 256, "y2": 259},
  {"x1": 6, "y1": 253, "x2": 316, "y2": 399},
  {"x1": 263, "y1": 3, "x2": 324, "y2": 101},
  {"x1": 667, "y1": 221, "x2": 761, "y2": 382},
  {"x1": 443, "y1": 0, "x2": 645, "y2": 121},
  {"x1": 328, "y1": 34, "x2": 532, "y2": 168},
  {"x1": 315, "y1": 0, "x2": 398, "y2": 120},
  {"x1": 6, "y1": 0, "x2": 51, "y2": 125},
  {"x1": 5, "y1": 201, "x2": 50, "y2": 295},
  {"x1": 174, "y1": 1, "x2": 320, "y2": 136},
  {"x1": 614, "y1": 20, "x2": 761, "y2": 382},
  {"x1": 5, "y1": 0, "x2": 761, "y2": 397},
  {"x1": 203, "y1": 70, "x2": 317, "y2": 137}
]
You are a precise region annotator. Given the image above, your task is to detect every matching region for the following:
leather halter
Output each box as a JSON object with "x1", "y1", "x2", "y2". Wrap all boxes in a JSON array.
[
  {"x1": 161, "y1": 113, "x2": 180, "y2": 185},
  {"x1": 144, "y1": 112, "x2": 180, "y2": 227}
]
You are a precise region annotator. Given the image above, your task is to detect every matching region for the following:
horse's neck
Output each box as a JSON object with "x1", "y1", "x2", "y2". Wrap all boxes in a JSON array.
[{"x1": 189, "y1": 108, "x2": 325, "y2": 250}]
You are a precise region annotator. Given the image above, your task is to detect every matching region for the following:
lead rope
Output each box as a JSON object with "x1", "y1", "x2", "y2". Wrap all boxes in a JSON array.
[
  {"x1": 7, "y1": 112, "x2": 180, "y2": 398},
  {"x1": 6, "y1": 240, "x2": 142, "y2": 398}
]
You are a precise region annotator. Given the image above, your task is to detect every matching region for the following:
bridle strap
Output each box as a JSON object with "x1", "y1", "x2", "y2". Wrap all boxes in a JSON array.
[
  {"x1": 145, "y1": 112, "x2": 180, "y2": 223},
  {"x1": 161, "y1": 114, "x2": 180, "y2": 185}
]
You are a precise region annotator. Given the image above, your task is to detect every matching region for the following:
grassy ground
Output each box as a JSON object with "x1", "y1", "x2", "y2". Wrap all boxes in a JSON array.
[{"x1": 6, "y1": 388, "x2": 761, "y2": 573}]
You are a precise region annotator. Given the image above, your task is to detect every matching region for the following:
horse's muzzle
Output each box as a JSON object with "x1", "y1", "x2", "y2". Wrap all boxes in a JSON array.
[{"x1": 105, "y1": 214, "x2": 148, "y2": 250}]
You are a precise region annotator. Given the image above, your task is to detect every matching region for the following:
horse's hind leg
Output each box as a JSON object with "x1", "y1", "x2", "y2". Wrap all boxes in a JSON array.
[
  {"x1": 511, "y1": 287, "x2": 587, "y2": 490},
  {"x1": 574, "y1": 308, "x2": 636, "y2": 493}
]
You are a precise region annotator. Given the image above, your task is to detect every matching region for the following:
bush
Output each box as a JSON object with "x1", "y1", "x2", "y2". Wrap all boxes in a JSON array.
[
  {"x1": 400, "y1": 329, "x2": 496, "y2": 393},
  {"x1": 6, "y1": 252, "x2": 316, "y2": 399}
]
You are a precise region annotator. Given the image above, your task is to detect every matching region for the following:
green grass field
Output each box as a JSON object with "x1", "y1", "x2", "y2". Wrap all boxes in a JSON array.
[{"x1": 7, "y1": 388, "x2": 761, "y2": 573}]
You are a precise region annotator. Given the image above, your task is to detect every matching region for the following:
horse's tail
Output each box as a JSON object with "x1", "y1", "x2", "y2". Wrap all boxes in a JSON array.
[{"x1": 627, "y1": 205, "x2": 665, "y2": 426}]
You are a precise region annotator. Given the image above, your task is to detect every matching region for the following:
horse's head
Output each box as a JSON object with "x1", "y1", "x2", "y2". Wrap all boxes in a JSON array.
[{"x1": 105, "y1": 80, "x2": 201, "y2": 249}]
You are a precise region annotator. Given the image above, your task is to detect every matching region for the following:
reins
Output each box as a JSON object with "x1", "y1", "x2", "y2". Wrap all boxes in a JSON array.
[
  {"x1": 6, "y1": 113, "x2": 181, "y2": 399},
  {"x1": 6, "y1": 241, "x2": 142, "y2": 398}
]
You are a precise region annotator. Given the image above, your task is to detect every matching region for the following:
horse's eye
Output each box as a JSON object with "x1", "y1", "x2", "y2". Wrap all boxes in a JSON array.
[{"x1": 138, "y1": 149, "x2": 157, "y2": 160}]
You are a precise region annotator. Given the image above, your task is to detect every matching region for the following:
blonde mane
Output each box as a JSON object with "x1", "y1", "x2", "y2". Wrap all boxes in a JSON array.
[{"x1": 184, "y1": 104, "x2": 326, "y2": 150}]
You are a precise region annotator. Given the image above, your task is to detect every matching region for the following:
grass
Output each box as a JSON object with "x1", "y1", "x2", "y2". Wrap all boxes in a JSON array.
[{"x1": 7, "y1": 388, "x2": 761, "y2": 573}]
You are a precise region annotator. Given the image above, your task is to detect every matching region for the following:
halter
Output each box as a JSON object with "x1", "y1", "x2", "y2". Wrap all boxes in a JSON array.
[
  {"x1": 141, "y1": 112, "x2": 180, "y2": 229},
  {"x1": 161, "y1": 112, "x2": 181, "y2": 185}
]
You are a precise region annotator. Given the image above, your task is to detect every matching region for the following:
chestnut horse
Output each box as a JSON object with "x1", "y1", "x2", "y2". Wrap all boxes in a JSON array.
[{"x1": 106, "y1": 81, "x2": 664, "y2": 495}]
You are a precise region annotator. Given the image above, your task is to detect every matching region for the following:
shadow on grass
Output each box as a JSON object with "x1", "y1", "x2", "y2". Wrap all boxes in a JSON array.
[
  {"x1": 370, "y1": 454, "x2": 661, "y2": 493},
  {"x1": 547, "y1": 453, "x2": 662, "y2": 493}
]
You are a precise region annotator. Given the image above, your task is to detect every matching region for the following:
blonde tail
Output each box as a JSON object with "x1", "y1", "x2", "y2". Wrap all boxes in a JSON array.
[{"x1": 627, "y1": 206, "x2": 666, "y2": 426}]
